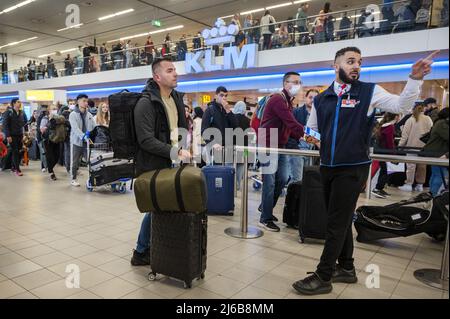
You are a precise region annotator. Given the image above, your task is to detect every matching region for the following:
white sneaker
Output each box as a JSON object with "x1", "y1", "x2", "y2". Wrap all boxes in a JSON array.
[
  {"x1": 41, "y1": 168, "x2": 47, "y2": 173},
  {"x1": 398, "y1": 184, "x2": 413, "y2": 192},
  {"x1": 415, "y1": 184, "x2": 424, "y2": 192},
  {"x1": 71, "y1": 180, "x2": 80, "y2": 187}
]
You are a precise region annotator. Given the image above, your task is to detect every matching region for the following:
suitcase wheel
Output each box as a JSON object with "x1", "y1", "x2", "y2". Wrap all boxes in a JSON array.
[
  {"x1": 86, "y1": 180, "x2": 94, "y2": 192},
  {"x1": 119, "y1": 184, "x2": 127, "y2": 194},
  {"x1": 253, "y1": 181, "x2": 261, "y2": 191},
  {"x1": 199, "y1": 273, "x2": 205, "y2": 280},
  {"x1": 184, "y1": 281, "x2": 192, "y2": 289},
  {"x1": 148, "y1": 272, "x2": 157, "y2": 281},
  {"x1": 299, "y1": 236, "x2": 305, "y2": 244}
]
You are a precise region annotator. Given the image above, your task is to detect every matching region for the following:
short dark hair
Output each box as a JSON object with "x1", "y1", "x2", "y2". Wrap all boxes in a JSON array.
[
  {"x1": 334, "y1": 47, "x2": 361, "y2": 62},
  {"x1": 88, "y1": 99, "x2": 95, "y2": 108},
  {"x1": 438, "y1": 107, "x2": 449, "y2": 120},
  {"x1": 11, "y1": 98, "x2": 19, "y2": 106},
  {"x1": 265, "y1": 10, "x2": 270, "y2": 16},
  {"x1": 76, "y1": 94, "x2": 88, "y2": 101},
  {"x1": 283, "y1": 72, "x2": 300, "y2": 83},
  {"x1": 215, "y1": 86, "x2": 228, "y2": 95},
  {"x1": 424, "y1": 97, "x2": 437, "y2": 105},
  {"x1": 152, "y1": 57, "x2": 173, "y2": 74},
  {"x1": 305, "y1": 89, "x2": 320, "y2": 97}
]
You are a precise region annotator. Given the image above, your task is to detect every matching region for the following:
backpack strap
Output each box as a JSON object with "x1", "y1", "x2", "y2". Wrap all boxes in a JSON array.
[
  {"x1": 174, "y1": 165, "x2": 188, "y2": 213},
  {"x1": 208, "y1": 104, "x2": 215, "y2": 126},
  {"x1": 150, "y1": 169, "x2": 162, "y2": 213}
]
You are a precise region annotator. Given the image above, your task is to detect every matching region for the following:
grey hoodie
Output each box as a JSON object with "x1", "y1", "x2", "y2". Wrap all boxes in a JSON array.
[{"x1": 69, "y1": 106, "x2": 96, "y2": 147}]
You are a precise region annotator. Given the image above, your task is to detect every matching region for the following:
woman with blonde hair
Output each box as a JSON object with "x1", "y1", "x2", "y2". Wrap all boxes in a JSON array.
[
  {"x1": 398, "y1": 102, "x2": 433, "y2": 192},
  {"x1": 94, "y1": 102, "x2": 110, "y2": 127}
]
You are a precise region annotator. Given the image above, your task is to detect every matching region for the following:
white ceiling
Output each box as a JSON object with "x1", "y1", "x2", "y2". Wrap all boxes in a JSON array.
[{"x1": 0, "y1": 0, "x2": 401, "y2": 59}]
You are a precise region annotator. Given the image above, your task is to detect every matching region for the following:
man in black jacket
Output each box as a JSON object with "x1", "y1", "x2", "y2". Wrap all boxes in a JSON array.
[
  {"x1": 3, "y1": 98, "x2": 28, "y2": 176},
  {"x1": 131, "y1": 57, "x2": 191, "y2": 266},
  {"x1": 201, "y1": 86, "x2": 238, "y2": 163}
]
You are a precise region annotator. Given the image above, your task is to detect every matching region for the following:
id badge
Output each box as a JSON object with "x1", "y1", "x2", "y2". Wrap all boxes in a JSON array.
[{"x1": 341, "y1": 97, "x2": 358, "y2": 108}]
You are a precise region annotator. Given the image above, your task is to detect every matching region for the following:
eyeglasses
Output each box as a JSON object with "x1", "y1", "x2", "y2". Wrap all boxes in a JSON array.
[{"x1": 285, "y1": 80, "x2": 303, "y2": 85}]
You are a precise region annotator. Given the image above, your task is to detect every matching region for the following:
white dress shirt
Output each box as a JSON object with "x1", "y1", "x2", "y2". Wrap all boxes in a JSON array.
[{"x1": 307, "y1": 78, "x2": 423, "y2": 132}]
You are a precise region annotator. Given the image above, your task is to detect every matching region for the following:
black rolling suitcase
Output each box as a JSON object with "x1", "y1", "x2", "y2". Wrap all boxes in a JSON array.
[
  {"x1": 298, "y1": 167, "x2": 328, "y2": 243},
  {"x1": 149, "y1": 211, "x2": 207, "y2": 289},
  {"x1": 283, "y1": 182, "x2": 302, "y2": 229}
]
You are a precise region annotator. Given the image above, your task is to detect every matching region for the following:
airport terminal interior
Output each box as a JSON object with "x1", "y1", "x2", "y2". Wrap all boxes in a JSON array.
[{"x1": 0, "y1": 0, "x2": 449, "y2": 300}]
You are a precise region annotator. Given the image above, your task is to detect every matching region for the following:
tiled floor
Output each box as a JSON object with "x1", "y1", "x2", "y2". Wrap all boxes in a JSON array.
[{"x1": 0, "y1": 161, "x2": 447, "y2": 299}]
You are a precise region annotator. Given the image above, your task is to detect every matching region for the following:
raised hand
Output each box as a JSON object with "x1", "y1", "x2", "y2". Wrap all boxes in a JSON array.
[{"x1": 410, "y1": 50, "x2": 440, "y2": 80}]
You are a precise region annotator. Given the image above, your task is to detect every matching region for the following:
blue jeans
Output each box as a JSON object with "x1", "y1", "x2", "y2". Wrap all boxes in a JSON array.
[
  {"x1": 136, "y1": 213, "x2": 152, "y2": 253},
  {"x1": 288, "y1": 155, "x2": 309, "y2": 183},
  {"x1": 430, "y1": 166, "x2": 448, "y2": 197},
  {"x1": 260, "y1": 154, "x2": 289, "y2": 223}
]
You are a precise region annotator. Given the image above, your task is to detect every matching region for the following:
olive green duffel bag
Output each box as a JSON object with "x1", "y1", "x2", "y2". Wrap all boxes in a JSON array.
[{"x1": 134, "y1": 165, "x2": 207, "y2": 213}]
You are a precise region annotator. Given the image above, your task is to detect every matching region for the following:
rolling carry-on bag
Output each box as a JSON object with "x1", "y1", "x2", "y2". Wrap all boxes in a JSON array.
[
  {"x1": 283, "y1": 181, "x2": 303, "y2": 229},
  {"x1": 202, "y1": 165, "x2": 235, "y2": 215},
  {"x1": 298, "y1": 166, "x2": 328, "y2": 243},
  {"x1": 149, "y1": 211, "x2": 207, "y2": 289},
  {"x1": 201, "y1": 150, "x2": 235, "y2": 215}
]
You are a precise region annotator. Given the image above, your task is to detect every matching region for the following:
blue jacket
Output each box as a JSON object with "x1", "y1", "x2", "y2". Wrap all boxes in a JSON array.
[{"x1": 315, "y1": 81, "x2": 376, "y2": 167}]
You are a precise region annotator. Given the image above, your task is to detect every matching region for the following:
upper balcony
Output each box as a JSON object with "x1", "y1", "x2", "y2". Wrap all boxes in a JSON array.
[{"x1": 1, "y1": 0, "x2": 448, "y2": 97}]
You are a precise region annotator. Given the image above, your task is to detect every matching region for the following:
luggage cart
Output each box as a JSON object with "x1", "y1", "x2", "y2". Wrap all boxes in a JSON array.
[{"x1": 85, "y1": 141, "x2": 131, "y2": 194}]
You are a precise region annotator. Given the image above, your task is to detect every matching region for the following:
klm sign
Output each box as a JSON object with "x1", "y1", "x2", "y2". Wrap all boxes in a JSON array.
[{"x1": 185, "y1": 18, "x2": 258, "y2": 74}]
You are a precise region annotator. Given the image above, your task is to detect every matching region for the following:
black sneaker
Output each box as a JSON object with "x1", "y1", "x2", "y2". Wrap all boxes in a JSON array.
[
  {"x1": 292, "y1": 272, "x2": 333, "y2": 295},
  {"x1": 50, "y1": 173, "x2": 57, "y2": 181},
  {"x1": 372, "y1": 189, "x2": 387, "y2": 199},
  {"x1": 378, "y1": 189, "x2": 391, "y2": 197},
  {"x1": 258, "y1": 221, "x2": 280, "y2": 232},
  {"x1": 332, "y1": 265, "x2": 358, "y2": 284},
  {"x1": 131, "y1": 249, "x2": 150, "y2": 266}
]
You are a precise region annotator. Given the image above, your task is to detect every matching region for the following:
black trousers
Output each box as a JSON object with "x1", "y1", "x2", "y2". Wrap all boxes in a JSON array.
[
  {"x1": 10, "y1": 135, "x2": 23, "y2": 172},
  {"x1": 44, "y1": 140, "x2": 60, "y2": 174},
  {"x1": 375, "y1": 162, "x2": 389, "y2": 191},
  {"x1": 263, "y1": 34, "x2": 272, "y2": 50},
  {"x1": 316, "y1": 164, "x2": 370, "y2": 281}
]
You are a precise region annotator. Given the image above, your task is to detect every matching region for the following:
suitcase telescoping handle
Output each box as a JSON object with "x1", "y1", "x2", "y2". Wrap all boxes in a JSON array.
[{"x1": 209, "y1": 146, "x2": 225, "y2": 166}]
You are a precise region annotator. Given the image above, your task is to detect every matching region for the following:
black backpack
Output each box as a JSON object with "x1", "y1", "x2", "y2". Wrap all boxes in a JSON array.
[
  {"x1": 108, "y1": 90, "x2": 146, "y2": 159},
  {"x1": 48, "y1": 115, "x2": 67, "y2": 144}
]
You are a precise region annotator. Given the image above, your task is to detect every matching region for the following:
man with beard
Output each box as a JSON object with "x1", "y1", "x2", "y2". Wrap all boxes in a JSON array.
[{"x1": 292, "y1": 46, "x2": 439, "y2": 295}]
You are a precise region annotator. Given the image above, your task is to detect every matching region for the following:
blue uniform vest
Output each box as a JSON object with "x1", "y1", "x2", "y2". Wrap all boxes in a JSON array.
[{"x1": 315, "y1": 81, "x2": 376, "y2": 167}]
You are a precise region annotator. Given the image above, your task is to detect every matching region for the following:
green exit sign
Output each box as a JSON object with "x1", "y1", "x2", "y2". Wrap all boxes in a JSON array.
[{"x1": 151, "y1": 20, "x2": 162, "y2": 27}]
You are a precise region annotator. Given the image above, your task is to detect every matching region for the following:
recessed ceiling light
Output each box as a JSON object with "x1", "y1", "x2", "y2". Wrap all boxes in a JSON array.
[
  {"x1": 0, "y1": 0, "x2": 37, "y2": 15},
  {"x1": 240, "y1": 8, "x2": 265, "y2": 16},
  {"x1": 107, "y1": 25, "x2": 184, "y2": 43},
  {"x1": 57, "y1": 23, "x2": 84, "y2": 32},
  {"x1": 98, "y1": 8, "x2": 134, "y2": 21},
  {"x1": 266, "y1": 2, "x2": 293, "y2": 10},
  {"x1": 0, "y1": 36, "x2": 38, "y2": 49}
]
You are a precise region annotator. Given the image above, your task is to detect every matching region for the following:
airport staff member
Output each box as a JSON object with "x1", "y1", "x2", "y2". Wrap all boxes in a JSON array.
[{"x1": 293, "y1": 47, "x2": 438, "y2": 295}]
